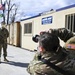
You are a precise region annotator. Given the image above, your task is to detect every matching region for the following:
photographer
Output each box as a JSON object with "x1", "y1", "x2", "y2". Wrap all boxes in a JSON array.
[
  {"x1": 27, "y1": 32, "x2": 75, "y2": 75},
  {"x1": 45, "y1": 28, "x2": 75, "y2": 56},
  {"x1": 47, "y1": 28, "x2": 74, "y2": 42}
]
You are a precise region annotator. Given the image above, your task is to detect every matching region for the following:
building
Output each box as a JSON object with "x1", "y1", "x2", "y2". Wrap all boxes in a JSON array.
[{"x1": 14, "y1": 4, "x2": 75, "y2": 50}]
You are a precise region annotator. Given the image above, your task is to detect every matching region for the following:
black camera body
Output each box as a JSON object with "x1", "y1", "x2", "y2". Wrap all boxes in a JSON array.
[
  {"x1": 32, "y1": 35, "x2": 40, "y2": 43},
  {"x1": 32, "y1": 32, "x2": 47, "y2": 43}
]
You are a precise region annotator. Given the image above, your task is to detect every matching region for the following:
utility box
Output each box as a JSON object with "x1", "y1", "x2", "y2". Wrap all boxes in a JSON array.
[
  {"x1": 13, "y1": 22, "x2": 21, "y2": 47},
  {"x1": 9, "y1": 24, "x2": 13, "y2": 45},
  {"x1": 6, "y1": 22, "x2": 21, "y2": 47}
]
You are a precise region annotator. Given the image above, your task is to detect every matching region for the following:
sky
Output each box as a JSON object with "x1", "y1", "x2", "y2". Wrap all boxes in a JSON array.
[
  {"x1": 1, "y1": 0, "x2": 75, "y2": 21},
  {"x1": 14, "y1": 0, "x2": 75, "y2": 19}
]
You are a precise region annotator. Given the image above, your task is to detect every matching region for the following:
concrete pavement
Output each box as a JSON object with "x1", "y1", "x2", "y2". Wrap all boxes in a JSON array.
[{"x1": 0, "y1": 45, "x2": 35, "y2": 75}]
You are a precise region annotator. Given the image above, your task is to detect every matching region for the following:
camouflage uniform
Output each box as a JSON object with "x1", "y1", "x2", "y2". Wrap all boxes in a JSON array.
[
  {"x1": 48, "y1": 28, "x2": 75, "y2": 52},
  {"x1": 0, "y1": 26, "x2": 9, "y2": 62},
  {"x1": 27, "y1": 51, "x2": 59, "y2": 75},
  {"x1": 0, "y1": 28, "x2": 4, "y2": 58},
  {"x1": 27, "y1": 34, "x2": 75, "y2": 75},
  {"x1": 48, "y1": 28, "x2": 75, "y2": 74},
  {"x1": 48, "y1": 28, "x2": 74, "y2": 42},
  {"x1": 27, "y1": 47, "x2": 75, "y2": 75},
  {"x1": 27, "y1": 28, "x2": 75, "y2": 75}
]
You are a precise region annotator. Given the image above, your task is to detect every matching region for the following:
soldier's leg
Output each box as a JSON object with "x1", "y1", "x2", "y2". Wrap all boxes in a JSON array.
[{"x1": 3, "y1": 44, "x2": 9, "y2": 62}]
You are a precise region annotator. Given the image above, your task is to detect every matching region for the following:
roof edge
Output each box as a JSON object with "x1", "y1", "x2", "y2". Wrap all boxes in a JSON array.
[
  {"x1": 21, "y1": 14, "x2": 41, "y2": 21},
  {"x1": 56, "y1": 4, "x2": 75, "y2": 12}
]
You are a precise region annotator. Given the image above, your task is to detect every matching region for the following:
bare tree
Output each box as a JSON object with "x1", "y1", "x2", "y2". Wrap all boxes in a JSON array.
[{"x1": 1, "y1": 0, "x2": 18, "y2": 25}]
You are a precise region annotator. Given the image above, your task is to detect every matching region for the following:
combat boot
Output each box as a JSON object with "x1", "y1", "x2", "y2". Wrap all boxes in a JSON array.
[{"x1": 4, "y1": 57, "x2": 9, "y2": 62}]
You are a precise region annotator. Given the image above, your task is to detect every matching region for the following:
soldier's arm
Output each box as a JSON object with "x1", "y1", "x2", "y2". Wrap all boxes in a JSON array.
[
  {"x1": 48, "y1": 28, "x2": 74, "y2": 42},
  {"x1": 5, "y1": 28, "x2": 9, "y2": 37}
]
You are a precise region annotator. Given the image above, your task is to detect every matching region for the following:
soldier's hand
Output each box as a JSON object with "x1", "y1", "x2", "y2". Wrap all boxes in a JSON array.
[
  {"x1": 48, "y1": 29, "x2": 53, "y2": 33},
  {"x1": 40, "y1": 31, "x2": 46, "y2": 35}
]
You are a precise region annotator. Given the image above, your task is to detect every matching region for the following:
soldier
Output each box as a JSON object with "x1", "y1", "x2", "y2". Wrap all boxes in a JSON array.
[
  {"x1": 46, "y1": 28, "x2": 75, "y2": 54},
  {"x1": 0, "y1": 22, "x2": 9, "y2": 62},
  {"x1": 40, "y1": 28, "x2": 74, "y2": 42},
  {"x1": 0, "y1": 28, "x2": 4, "y2": 62},
  {"x1": 40, "y1": 28, "x2": 75, "y2": 49},
  {"x1": 27, "y1": 32, "x2": 75, "y2": 75}
]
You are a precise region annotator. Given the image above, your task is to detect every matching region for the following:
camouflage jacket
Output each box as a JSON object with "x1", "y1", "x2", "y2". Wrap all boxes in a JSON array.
[
  {"x1": 49, "y1": 28, "x2": 74, "y2": 42},
  {"x1": 0, "y1": 28, "x2": 4, "y2": 44},
  {"x1": 27, "y1": 47, "x2": 75, "y2": 75},
  {"x1": 1, "y1": 28, "x2": 9, "y2": 43},
  {"x1": 1, "y1": 28, "x2": 9, "y2": 39},
  {"x1": 0, "y1": 28, "x2": 9, "y2": 44}
]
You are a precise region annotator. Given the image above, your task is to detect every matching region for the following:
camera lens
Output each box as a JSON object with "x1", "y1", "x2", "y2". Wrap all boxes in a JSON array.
[{"x1": 32, "y1": 35, "x2": 40, "y2": 43}]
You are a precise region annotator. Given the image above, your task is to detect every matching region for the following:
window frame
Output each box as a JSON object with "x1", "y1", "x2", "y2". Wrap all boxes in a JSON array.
[
  {"x1": 24, "y1": 22, "x2": 32, "y2": 35},
  {"x1": 65, "y1": 13, "x2": 75, "y2": 33}
]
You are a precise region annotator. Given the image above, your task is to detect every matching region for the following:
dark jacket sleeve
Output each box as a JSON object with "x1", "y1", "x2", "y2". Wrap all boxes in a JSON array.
[{"x1": 3, "y1": 28, "x2": 9, "y2": 38}]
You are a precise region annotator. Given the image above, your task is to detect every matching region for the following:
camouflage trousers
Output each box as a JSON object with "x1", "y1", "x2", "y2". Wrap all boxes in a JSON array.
[{"x1": 0, "y1": 43, "x2": 7, "y2": 58}]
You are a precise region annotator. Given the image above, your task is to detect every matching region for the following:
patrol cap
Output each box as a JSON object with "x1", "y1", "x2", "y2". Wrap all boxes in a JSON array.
[
  {"x1": 1, "y1": 21, "x2": 5, "y2": 25},
  {"x1": 1, "y1": 21, "x2": 6, "y2": 28},
  {"x1": 64, "y1": 36, "x2": 75, "y2": 50}
]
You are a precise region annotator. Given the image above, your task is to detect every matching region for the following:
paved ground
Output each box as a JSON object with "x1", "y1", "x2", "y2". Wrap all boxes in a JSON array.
[{"x1": 0, "y1": 45, "x2": 35, "y2": 75}]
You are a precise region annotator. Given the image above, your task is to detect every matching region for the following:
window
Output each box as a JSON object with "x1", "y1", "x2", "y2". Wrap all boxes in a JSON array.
[
  {"x1": 65, "y1": 14, "x2": 75, "y2": 32},
  {"x1": 24, "y1": 23, "x2": 32, "y2": 34}
]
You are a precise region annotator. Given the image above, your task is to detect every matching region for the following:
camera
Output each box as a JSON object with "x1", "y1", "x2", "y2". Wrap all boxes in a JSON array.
[
  {"x1": 32, "y1": 35, "x2": 40, "y2": 43},
  {"x1": 32, "y1": 32, "x2": 47, "y2": 43}
]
